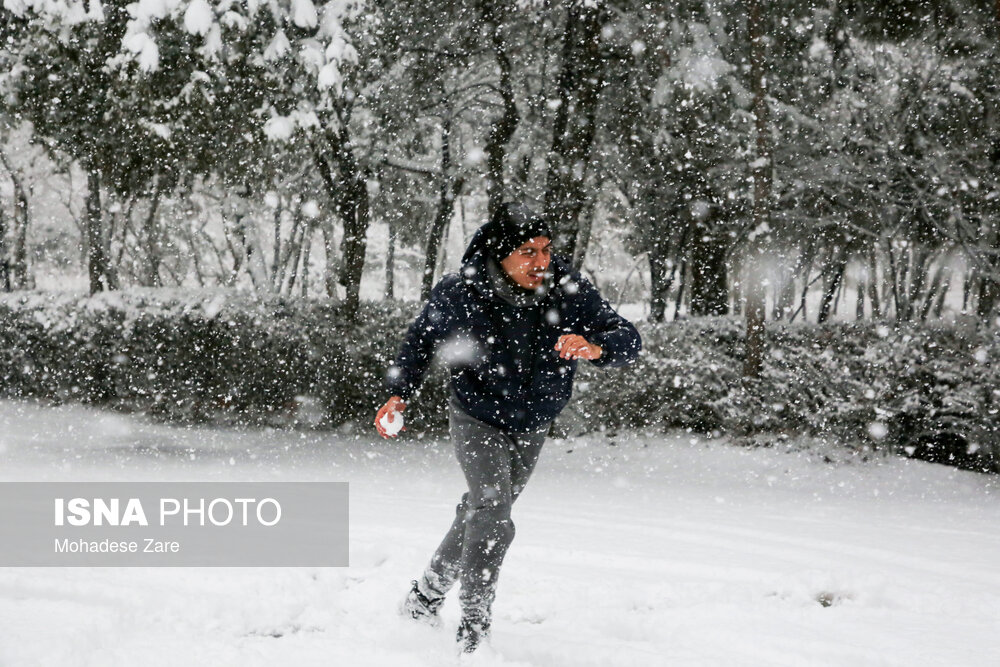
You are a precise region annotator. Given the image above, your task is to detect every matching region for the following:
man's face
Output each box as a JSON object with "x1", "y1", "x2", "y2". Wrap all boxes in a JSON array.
[{"x1": 500, "y1": 236, "x2": 551, "y2": 289}]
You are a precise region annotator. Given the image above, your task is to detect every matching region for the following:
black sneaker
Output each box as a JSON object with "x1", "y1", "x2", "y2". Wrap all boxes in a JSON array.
[
  {"x1": 456, "y1": 616, "x2": 491, "y2": 654},
  {"x1": 400, "y1": 580, "x2": 444, "y2": 626}
]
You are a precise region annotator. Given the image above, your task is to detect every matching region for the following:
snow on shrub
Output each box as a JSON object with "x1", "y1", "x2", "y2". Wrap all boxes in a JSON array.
[
  {"x1": 0, "y1": 290, "x2": 438, "y2": 430},
  {"x1": 573, "y1": 317, "x2": 999, "y2": 472},
  {"x1": 0, "y1": 291, "x2": 996, "y2": 471}
]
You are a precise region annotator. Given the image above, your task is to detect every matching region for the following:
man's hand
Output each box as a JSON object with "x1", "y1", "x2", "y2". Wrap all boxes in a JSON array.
[
  {"x1": 375, "y1": 396, "x2": 407, "y2": 438},
  {"x1": 555, "y1": 334, "x2": 602, "y2": 360}
]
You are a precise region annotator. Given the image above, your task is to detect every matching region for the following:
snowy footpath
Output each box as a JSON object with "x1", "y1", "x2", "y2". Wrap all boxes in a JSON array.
[{"x1": 0, "y1": 399, "x2": 998, "y2": 667}]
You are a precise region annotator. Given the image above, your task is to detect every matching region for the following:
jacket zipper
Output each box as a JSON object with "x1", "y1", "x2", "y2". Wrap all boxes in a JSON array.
[{"x1": 517, "y1": 305, "x2": 543, "y2": 430}]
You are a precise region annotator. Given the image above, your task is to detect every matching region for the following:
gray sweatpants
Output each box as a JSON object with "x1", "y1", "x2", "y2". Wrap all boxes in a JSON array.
[{"x1": 418, "y1": 394, "x2": 548, "y2": 622}]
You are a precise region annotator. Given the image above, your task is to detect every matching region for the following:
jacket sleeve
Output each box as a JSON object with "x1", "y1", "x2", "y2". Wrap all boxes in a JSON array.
[
  {"x1": 384, "y1": 281, "x2": 455, "y2": 401},
  {"x1": 575, "y1": 274, "x2": 642, "y2": 369}
]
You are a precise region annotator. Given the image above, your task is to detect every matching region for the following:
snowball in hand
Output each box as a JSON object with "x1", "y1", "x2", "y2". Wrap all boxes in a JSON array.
[{"x1": 379, "y1": 411, "x2": 404, "y2": 436}]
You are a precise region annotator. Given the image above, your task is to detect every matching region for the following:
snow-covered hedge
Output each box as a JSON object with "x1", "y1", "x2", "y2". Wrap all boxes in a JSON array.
[
  {"x1": 0, "y1": 290, "x2": 449, "y2": 434},
  {"x1": 1, "y1": 291, "x2": 997, "y2": 472},
  {"x1": 574, "y1": 317, "x2": 1000, "y2": 472}
]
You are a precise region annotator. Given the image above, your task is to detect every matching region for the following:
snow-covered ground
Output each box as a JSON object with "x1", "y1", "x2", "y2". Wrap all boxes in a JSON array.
[{"x1": 1, "y1": 399, "x2": 998, "y2": 666}]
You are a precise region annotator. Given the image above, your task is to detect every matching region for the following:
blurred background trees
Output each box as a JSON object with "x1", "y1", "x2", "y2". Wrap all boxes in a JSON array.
[{"x1": 1, "y1": 0, "x2": 998, "y2": 327}]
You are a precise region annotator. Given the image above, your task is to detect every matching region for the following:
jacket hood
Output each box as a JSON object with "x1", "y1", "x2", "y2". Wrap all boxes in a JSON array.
[
  {"x1": 460, "y1": 237, "x2": 568, "y2": 307},
  {"x1": 461, "y1": 203, "x2": 552, "y2": 266}
]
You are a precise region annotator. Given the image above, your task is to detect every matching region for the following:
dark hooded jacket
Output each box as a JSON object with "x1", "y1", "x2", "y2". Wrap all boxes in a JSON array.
[{"x1": 385, "y1": 231, "x2": 642, "y2": 433}]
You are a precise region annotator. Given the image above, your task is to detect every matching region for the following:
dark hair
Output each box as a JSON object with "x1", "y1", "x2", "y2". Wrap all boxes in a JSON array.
[{"x1": 482, "y1": 203, "x2": 552, "y2": 260}]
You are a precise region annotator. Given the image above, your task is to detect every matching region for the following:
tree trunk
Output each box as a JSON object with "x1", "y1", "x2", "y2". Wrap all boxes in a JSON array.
[
  {"x1": 288, "y1": 223, "x2": 312, "y2": 295},
  {"x1": 744, "y1": 281, "x2": 766, "y2": 377},
  {"x1": 648, "y1": 240, "x2": 671, "y2": 323},
  {"x1": 0, "y1": 207, "x2": 10, "y2": 292},
  {"x1": 270, "y1": 199, "x2": 283, "y2": 287},
  {"x1": 979, "y1": 270, "x2": 1000, "y2": 319},
  {"x1": 143, "y1": 180, "x2": 164, "y2": 287},
  {"x1": 688, "y1": 235, "x2": 729, "y2": 316},
  {"x1": 856, "y1": 274, "x2": 865, "y2": 320},
  {"x1": 385, "y1": 217, "x2": 396, "y2": 300},
  {"x1": 301, "y1": 223, "x2": 313, "y2": 297},
  {"x1": 822, "y1": 0, "x2": 850, "y2": 101},
  {"x1": 275, "y1": 208, "x2": 303, "y2": 292},
  {"x1": 975, "y1": 222, "x2": 1000, "y2": 321},
  {"x1": 744, "y1": 0, "x2": 771, "y2": 377},
  {"x1": 774, "y1": 243, "x2": 811, "y2": 319},
  {"x1": 673, "y1": 259, "x2": 687, "y2": 320},
  {"x1": 818, "y1": 249, "x2": 847, "y2": 324},
  {"x1": 963, "y1": 268, "x2": 972, "y2": 312},
  {"x1": 639, "y1": 185, "x2": 681, "y2": 323},
  {"x1": 12, "y1": 191, "x2": 29, "y2": 288},
  {"x1": 932, "y1": 264, "x2": 951, "y2": 319},
  {"x1": 111, "y1": 195, "x2": 137, "y2": 280},
  {"x1": 792, "y1": 277, "x2": 808, "y2": 323},
  {"x1": 832, "y1": 265, "x2": 845, "y2": 315},
  {"x1": 85, "y1": 162, "x2": 113, "y2": 294},
  {"x1": 897, "y1": 243, "x2": 913, "y2": 320},
  {"x1": 920, "y1": 262, "x2": 945, "y2": 322},
  {"x1": 187, "y1": 224, "x2": 206, "y2": 288},
  {"x1": 483, "y1": 2, "x2": 518, "y2": 221},
  {"x1": 234, "y1": 197, "x2": 268, "y2": 292},
  {"x1": 906, "y1": 245, "x2": 933, "y2": 321},
  {"x1": 422, "y1": 116, "x2": 455, "y2": 303},
  {"x1": 313, "y1": 124, "x2": 371, "y2": 320},
  {"x1": 544, "y1": 2, "x2": 605, "y2": 264},
  {"x1": 886, "y1": 240, "x2": 902, "y2": 319},
  {"x1": 337, "y1": 183, "x2": 369, "y2": 319},
  {"x1": 0, "y1": 147, "x2": 31, "y2": 288},
  {"x1": 322, "y1": 225, "x2": 339, "y2": 298},
  {"x1": 249, "y1": 223, "x2": 271, "y2": 291},
  {"x1": 790, "y1": 241, "x2": 818, "y2": 322},
  {"x1": 284, "y1": 222, "x2": 304, "y2": 293},
  {"x1": 224, "y1": 219, "x2": 246, "y2": 288},
  {"x1": 571, "y1": 198, "x2": 598, "y2": 269},
  {"x1": 731, "y1": 269, "x2": 744, "y2": 316},
  {"x1": 437, "y1": 206, "x2": 452, "y2": 283},
  {"x1": 867, "y1": 249, "x2": 881, "y2": 318}
]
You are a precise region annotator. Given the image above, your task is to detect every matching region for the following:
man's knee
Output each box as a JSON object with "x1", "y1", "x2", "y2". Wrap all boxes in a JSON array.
[
  {"x1": 465, "y1": 501, "x2": 515, "y2": 545},
  {"x1": 469, "y1": 499, "x2": 511, "y2": 520},
  {"x1": 462, "y1": 481, "x2": 507, "y2": 510}
]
